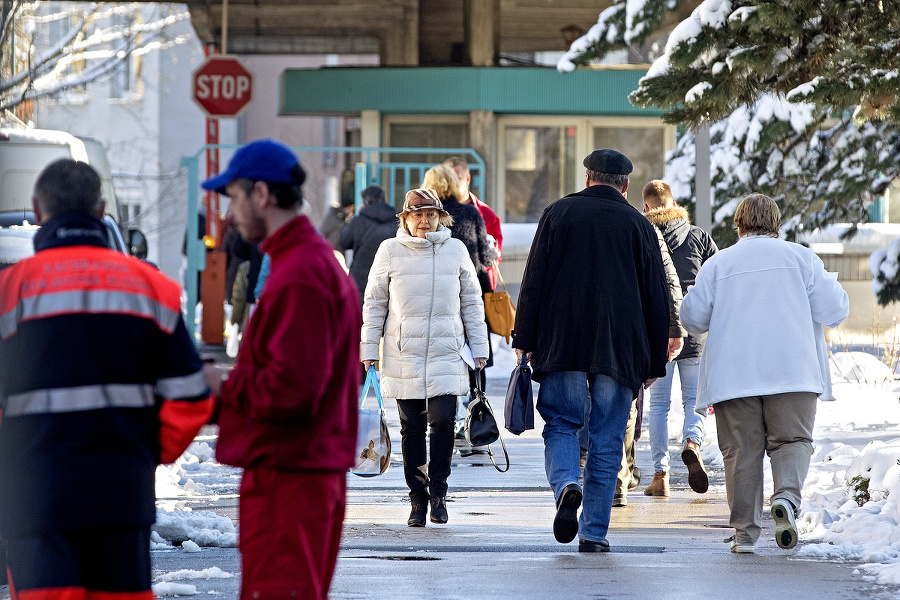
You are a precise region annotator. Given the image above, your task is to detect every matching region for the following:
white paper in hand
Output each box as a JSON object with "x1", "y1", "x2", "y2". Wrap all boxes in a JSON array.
[{"x1": 460, "y1": 343, "x2": 476, "y2": 369}]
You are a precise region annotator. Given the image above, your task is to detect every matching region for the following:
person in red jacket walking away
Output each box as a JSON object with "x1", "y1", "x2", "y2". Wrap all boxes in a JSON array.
[
  {"x1": 443, "y1": 156, "x2": 503, "y2": 290},
  {"x1": 0, "y1": 159, "x2": 213, "y2": 600},
  {"x1": 202, "y1": 139, "x2": 361, "y2": 600},
  {"x1": 442, "y1": 157, "x2": 503, "y2": 441}
]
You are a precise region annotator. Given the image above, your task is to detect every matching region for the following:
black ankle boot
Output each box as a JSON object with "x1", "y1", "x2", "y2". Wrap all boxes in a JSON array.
[
  {"x1": 430, "y1": 496, "x2": 448, "y2": 524},
  {"x1": 408, "y1": 499, "x2": 427, "y2": 527}
]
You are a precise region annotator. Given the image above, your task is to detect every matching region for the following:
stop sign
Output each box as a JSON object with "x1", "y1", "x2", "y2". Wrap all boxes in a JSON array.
[{"x1": 192, "y1": 56, "x2": 253, "y2": 117}]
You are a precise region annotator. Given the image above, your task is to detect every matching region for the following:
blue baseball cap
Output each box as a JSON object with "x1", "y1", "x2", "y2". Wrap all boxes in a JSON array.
[{"x1": 201, "y1": 139, "x2": 305, "y2": 195}]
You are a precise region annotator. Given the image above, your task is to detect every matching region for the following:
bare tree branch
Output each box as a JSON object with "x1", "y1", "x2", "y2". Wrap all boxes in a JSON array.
[{"x1": 1, "y1": 2, "x2": 189, "y2": 114}]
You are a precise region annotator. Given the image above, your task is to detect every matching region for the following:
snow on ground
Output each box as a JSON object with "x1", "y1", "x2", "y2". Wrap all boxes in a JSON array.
[
  {"x1": 796, "y1": 360, "x2": 900, "y2": 585},
  {"x1": 152, "y1": 566, "x2": 234, "y2": 594},
  {"x1": 153, "y1": 439, "x2": 240, "y2": 549},
  {"x1": 158, "y1": 567, "x2": 234, "y2": 581},
  {"x1": 152, "y1": 582, "x2": 198, "y2": 597}
]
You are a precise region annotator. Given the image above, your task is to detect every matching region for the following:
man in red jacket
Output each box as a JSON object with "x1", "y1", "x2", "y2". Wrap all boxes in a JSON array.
[
  {"x1": 202, "y1": 140, "x2": 361, "y2": 600},
  {"x1": 444, "y1": 156, "x2": 503, "y2": 290}
]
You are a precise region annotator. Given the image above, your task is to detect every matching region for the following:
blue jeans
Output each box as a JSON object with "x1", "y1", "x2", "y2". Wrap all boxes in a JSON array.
[
  {"x1": 537, "y1": 371, "x2": 632, "y2": 542},
  {"x1": 647, "y1": 357, "x2": 705, "y2": 473}
]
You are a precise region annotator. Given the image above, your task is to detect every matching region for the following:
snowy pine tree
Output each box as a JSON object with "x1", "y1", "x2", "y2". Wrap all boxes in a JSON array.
[{"x1": 560, "y1": 0, "x2": 900, "y2": 303}]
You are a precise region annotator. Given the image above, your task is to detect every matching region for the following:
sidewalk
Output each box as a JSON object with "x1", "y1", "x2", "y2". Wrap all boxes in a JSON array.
[
  {"x1": 333, "y1": 376, "x2": 899, "y2": 600},
  {"x1": 6, "y1": 371, "x2": 891, "y2": 599}
]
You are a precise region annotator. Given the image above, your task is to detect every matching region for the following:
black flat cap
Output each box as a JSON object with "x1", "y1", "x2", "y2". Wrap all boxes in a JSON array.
[{"x1": 583, "y1": 149, "x2": 633, "y2": 175}]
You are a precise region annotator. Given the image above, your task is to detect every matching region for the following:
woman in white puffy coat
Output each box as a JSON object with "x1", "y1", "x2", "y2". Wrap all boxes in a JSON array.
[{"x1": 361, "y1": 188, "x2": 489, "y2": 528}]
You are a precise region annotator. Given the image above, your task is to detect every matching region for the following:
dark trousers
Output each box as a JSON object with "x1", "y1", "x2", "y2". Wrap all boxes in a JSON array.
[
  {"x1": 6, "y1": 527, "x2": 153, "y2": 599},
  {"x1": 396, "y1": 395, "x2": 457, "y2": 500}
]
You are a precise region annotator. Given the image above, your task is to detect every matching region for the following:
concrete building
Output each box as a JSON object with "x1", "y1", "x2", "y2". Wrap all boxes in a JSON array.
[
  {"x1": 28, "y1": 0, "x2": 900, "y2": 338},
  {"x1": 32, "y1": 3, "x2": 220, "y2": 277}
]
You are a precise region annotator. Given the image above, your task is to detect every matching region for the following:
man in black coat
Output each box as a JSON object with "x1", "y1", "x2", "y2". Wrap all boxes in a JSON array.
[
  {"x1": 513, "y1": 149, "x2": 670, "y2": 553},
  {"x1": 339, "y1": 185, "x2": 397, "y2": 302}
]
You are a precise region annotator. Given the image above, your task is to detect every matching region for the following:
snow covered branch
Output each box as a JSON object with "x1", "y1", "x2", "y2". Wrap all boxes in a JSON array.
[{"x1": 1, "y1": 2, "x2": 190, "y2": 115}]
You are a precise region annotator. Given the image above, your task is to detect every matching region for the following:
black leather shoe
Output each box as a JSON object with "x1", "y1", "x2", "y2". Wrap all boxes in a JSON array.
[
  {"x1": 578, "y1": 539, "x2": 610, "y2": 553},
  {"x1": 408, "y1": 500, "x2": 427, "y2": 527},
  {"x1": 430, "y1": 497, "x2": 448, "y2": 524},
  {"x1": 553, "y1": 483, "x2": 582, "y2": 543}
]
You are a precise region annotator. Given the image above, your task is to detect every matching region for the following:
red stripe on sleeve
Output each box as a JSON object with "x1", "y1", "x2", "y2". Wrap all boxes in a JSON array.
[{"x1": 159, "y1": 395, "x2": 215, "y2": 464}]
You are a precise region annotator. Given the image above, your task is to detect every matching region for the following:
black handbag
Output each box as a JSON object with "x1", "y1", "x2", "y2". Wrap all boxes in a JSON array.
[
  {"x1": 503, "y1": 355, "x2": 534, "y2": 435},
  {"x1": 464, "y1": 378, "x2": 510, "y2": 472}
]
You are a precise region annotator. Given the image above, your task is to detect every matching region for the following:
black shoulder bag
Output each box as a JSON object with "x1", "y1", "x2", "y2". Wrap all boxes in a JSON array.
[{"x1": 464, "y1": 378, "x2": 510, "y2": 472}]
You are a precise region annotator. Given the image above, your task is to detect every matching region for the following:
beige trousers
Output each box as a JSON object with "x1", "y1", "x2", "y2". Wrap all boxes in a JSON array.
[
  {"x1": 714, "y1": 392, "x2": 817, "y2": 545},
  {"x1": 615, "y1": 398, "x2": 638, "y2": 496}
]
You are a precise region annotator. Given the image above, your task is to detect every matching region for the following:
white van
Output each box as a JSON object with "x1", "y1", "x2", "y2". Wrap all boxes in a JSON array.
[{"x1": 0, "y1": 127, "x2": 147, "y2": 258}]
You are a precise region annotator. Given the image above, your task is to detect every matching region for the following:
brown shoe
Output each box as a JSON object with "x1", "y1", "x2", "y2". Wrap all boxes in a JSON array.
[
  {"x1": 643, "y1": 471, "x2": 670, "y2": 497},
  {"x1": 682, "y1": 439, "x2": 709, "y2": 493}
]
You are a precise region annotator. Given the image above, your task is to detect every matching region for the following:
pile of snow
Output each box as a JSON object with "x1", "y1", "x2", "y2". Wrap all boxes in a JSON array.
[
  {"x1": 152, "y1": 509, "x2": 237, "y2": 548},
  {"x1": 153, "y1": 439, "x2": 240, "y2": 550},
  {"x1": 830, "y1": 352, "x2": 897, "y2": 386},
  {"x1": 152, "y1": 582, "x2": 197, "y2": 596},
  {"x1": 151, "y1": 567, "x2": 235, "y2": 597},
  {"x1": 156, "y1": 440, "x2": 242, "y2": 505},
  {"x1": 800, "y1": 439, "x2": 900, "y2": 584},
  {"x1": 158, "y1": 567, "x2": 234, "y2": 581}
]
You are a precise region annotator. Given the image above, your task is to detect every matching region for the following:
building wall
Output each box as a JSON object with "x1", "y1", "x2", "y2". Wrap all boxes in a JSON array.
[
  {"x1": 239, "y1": 54, "x2": 378, "y2": 230},
  {"x1": 34, "y1": 6, "x2": 234, "y2": 280}
]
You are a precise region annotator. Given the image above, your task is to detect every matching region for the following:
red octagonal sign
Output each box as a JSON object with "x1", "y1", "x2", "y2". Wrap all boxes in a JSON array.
[{"x1": 192, "y1": 56, "x2": 253, "y2": 118}]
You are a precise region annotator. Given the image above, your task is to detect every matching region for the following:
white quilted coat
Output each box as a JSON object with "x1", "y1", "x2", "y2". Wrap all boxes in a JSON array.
[{"x1": 361, "y1": 226, "x2": 489, "y2": 400}]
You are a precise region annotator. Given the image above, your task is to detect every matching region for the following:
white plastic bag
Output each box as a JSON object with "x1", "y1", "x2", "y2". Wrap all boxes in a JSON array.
[
  {"x1": 351, "y1": 367, "x2": 391, "y2": 477},
  {"x1": 225, "y1": 322, "x2": 240, "y2": 358}
]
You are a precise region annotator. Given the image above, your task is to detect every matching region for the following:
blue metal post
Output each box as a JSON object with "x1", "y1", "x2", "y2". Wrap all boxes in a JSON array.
[
  {"x1": 871, "y1": 195, "x2": 885, "y2": 223},
  {"x1": 181, "y1": 154, "x2": 205, "y2": 342},
  {"x1": 354, "y1": 162, "x2": 367, "y2": 211}
]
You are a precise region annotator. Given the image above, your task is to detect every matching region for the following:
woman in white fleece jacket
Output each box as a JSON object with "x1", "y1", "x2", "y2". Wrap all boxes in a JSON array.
[
  {"x1": 681, "y1": 193, "x2": 849, "y2": 555},
  {"x1": 361, "y1": 188, "x2": 489, "y2": 528}
]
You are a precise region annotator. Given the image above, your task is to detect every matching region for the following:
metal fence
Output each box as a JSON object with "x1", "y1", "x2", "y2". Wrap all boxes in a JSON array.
[{"x1": 181, "y1": 144, "x2": 485, "y2": 340}]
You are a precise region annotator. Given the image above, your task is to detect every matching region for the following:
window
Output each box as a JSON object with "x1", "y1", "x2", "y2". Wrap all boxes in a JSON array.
[
  {"x1": 117, "y1": 188, "x2": 143, "y2": 228},
  {"x1": 46, "y1": 9, "x2": 87, "y2": 97},
  {"x1": 593, "y1": 126, "x2": 666, "y2": 210},
  {"x1": 110, "y1": 53, "x2": 132, "y2": 98},
  {"x1": 384, "y1": 118, "x2": 469, "y2": 206},
  {"x1": 503, "y1": 125, "x2": 577, "y2": 223},
  {"x1": 387, "y1": 121, "x2": 468, "y2": 165},
  {"x1": 109, "y1": 13, "x2": 142, "y2": 100},
  {"x1": 498, "y1": 117, "x2": 672, "y2": 221}
]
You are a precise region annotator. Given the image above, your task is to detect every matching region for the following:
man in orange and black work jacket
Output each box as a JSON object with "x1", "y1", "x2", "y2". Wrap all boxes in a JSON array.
[{"x1": 0, "y1": 159, "x2": 213, "y2": 600}]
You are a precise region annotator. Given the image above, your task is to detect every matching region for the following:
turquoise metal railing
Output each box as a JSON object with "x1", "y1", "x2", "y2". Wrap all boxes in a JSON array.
[{"x1": 181, "y1": 144, "x2": 484, "y2": 341}]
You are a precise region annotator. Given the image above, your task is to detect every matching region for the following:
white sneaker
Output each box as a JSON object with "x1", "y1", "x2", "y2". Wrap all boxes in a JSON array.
[
  {"x1": 730, "y1": 542, "x2": 756, "y2": 554},
  {"x1": 771, "y1": 498, "x2": 798, "y2": 549}
]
